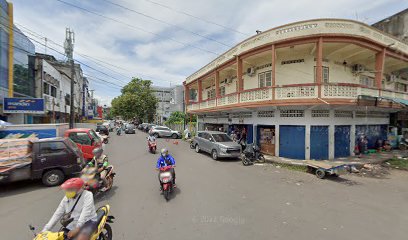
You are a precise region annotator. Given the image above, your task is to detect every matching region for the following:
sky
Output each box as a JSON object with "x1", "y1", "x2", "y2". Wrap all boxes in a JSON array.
[{"x1": 9, "y1": 0, "x2": 408, "y2": 106}]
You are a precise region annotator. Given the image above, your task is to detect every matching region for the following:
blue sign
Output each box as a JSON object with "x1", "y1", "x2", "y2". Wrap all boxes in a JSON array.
[{"x1": 3, "y1": 98, "x2": 45, "y2": 114}]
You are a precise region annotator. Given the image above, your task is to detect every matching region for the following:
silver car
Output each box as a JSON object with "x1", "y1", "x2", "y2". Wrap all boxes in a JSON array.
[
  {"x1": 150, "y1": 126, "x2": 181, "y2": 139},
  {"x1": 193, "y1": 131, "x2": 241, "y2": 160}
]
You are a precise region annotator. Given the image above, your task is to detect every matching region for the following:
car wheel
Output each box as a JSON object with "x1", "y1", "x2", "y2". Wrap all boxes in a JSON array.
[
  {"x1": 42, "y1": 169, "x2": 64, "y2": 186},
  {"x1": 212, "y1": 150, "x2": 218, "y2": 160},
  {"x1": 195, "y1": 144, "x2": 200, "y2": 153},
  {"x1": 171, "y1": 133, "x2": 178, "y2": 139}
]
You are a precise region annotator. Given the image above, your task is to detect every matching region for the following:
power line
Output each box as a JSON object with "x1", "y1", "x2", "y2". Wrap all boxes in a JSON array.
[
  {"x1": 11, "y1": 18, "x2": 182, "y2": 85},
  {"x1": 55, "y1": 0, "x2": 220, "y2": 56},
  {"x1": 145, "y1": 0, "x2": 251, "y2": 37},
  {"x1": 102, "y1": 0, "x2": 233, "y2": 48}
]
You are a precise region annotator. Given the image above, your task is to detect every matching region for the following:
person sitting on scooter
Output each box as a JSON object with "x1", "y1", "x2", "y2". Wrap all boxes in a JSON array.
[
  {"x1": 147, "y1": 132, "x2": 156, "y2": 144},
  {"x1": 41, "y1": 178, "x2": 97, "y2": 240},
  {"x1": 87, "y1": 148, "x2": 110, "y2": 190},
  {"x1": 156, "y1": 148, "x2": 176, "y2": 187}
]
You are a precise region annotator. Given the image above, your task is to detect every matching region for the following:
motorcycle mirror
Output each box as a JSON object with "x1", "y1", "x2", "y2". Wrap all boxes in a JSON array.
[{"x1": 29, "y1": 225, "x2": 35, "y2": 231}]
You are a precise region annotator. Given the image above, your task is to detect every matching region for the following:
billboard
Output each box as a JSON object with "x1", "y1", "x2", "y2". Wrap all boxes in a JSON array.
[{"x1": 3, "y1": 98, "x2": 45, "y2": 114}]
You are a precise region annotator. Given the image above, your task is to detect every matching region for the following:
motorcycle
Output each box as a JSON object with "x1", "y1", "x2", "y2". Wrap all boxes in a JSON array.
[
  {"x1": 31, "y1": 204, "x2": 114, "y2": 240},
  {"x1": 148, "y1": 141, "x2": 157, "y2": 154},
  {"x1": 116, "y1": 127, "x2": 121, "y2": 136},
  {"x1": 241, "y1": 144, "x2": 265, "y2": 166},
  {"x1": 81, "y1": 165, "x2": 115, "y2": 195},
  {"x1": 399, "y1": 138, "x2": 408, "y2": 150},
  {"x1": 97, "y1": 133, "x2": 109, "y2": 144},
  {"x1": 159, "y1": 166, "x2": 174, "y2": 201}
]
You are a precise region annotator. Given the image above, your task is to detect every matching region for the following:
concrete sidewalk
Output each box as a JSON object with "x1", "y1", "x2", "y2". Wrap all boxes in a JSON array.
[{"x1": 264, "y1": 150, "x2": 405, "y2": 167}]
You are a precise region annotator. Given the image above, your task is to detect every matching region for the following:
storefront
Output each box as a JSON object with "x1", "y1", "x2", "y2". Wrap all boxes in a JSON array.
[
  {"x1": 257, "y1": 125, "x2": 275, "y2": 155},
  {"x1": 227, "y1": 124, "x2": 253, "y2": 144}
]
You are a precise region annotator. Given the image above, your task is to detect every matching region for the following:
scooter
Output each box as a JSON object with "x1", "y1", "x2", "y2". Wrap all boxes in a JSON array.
[
  {"x1": 399, "y1": 138, "x2": 408, "y2": 150},
  {"x1": 81, "y1": 165, "x2": 115, "y2": 195},
  {"x1": 241, "y1": 144, "x2": 265, "y2": 166},
  {"x1": 31, "y1": 205, "x2": 114, "y2": 240},
  {"x1": 148, "y1": 141, "x2": 157, "y2": 154},
  {"x1": 159, "y1": 166, "x2": 174, "y2": 201},
  {"x1": 116, "y1": 128, "x2": 121, "y2": 136}
]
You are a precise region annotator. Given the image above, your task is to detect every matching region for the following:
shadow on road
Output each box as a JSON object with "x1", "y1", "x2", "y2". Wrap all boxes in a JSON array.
[
  {"x1": 168, "y1": 186, "x2": 181, "y2": 201},
  {"x1": 324, "y1": 175, "x2": 361, "y2": 186},
  {"x1": 0, "y1": 179, "x2": 46, "y2": 198},
  {"x1": 95, "y1": 185, "x2": 119, "y2": 203}
]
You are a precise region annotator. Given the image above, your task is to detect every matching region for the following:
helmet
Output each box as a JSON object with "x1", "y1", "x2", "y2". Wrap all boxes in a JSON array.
[
  {"x1": 61, "y1": 178, "x2": 84, "y2": 191},
  {"x1": 161, "y1": 148, "x2": 168, "y2": 157},
  {"x1": 92, "y1": 148, "x2": 103, "y2": 158}
]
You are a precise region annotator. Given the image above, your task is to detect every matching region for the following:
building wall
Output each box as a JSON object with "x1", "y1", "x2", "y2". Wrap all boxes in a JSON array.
[
  {"x1": 372, "y1": 9, "x2": 408, "y2": 43},
  {"x1": 198, "y1": 108, "x2": 389, "y2": 160}
]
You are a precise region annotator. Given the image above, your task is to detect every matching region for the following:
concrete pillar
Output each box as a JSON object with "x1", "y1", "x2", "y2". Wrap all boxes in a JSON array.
[
  {"x1": 236, "y1": 56, "x2": 243, "y2": 92},
  {"x1": 305, "y1": 124, "x2": 311, "y2": 160},
  {"x1": 375, "y1": 48, "x2": 385, "y2": 92},
  {"x1": 198, "y1": 79, "x2": 202, "y2": 102},
  {"x1": 271, "y1": 44, "x2": 276, "y2": 100},
  {"x1": 215, "y1": 71, "x2": 220, "y2": 98},
  {"x1": 350, "y1": 124, "x2": 356, "y2": 156},
  {"x1": 253, "y1": 124, "x2": 258, "y2": 145},
  {"x1": 328, "y1": 124, "x2": 335, "y2": 160},
  {"x1": 275, "y1": 125, "x2": 280, "y2": 157},
  {"x1": 316, "y1": 37, "x2": 323, "y2": 98}
]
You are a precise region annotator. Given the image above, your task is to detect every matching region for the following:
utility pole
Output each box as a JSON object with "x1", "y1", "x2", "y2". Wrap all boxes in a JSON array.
[{"x1": 64, "y1": 28, "x2": 75, "y2": 129}]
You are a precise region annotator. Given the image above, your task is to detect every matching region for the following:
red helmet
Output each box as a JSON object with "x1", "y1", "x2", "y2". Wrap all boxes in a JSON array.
[{"x1": 61, "y1": 178, "x2": 84, "y2": 191}]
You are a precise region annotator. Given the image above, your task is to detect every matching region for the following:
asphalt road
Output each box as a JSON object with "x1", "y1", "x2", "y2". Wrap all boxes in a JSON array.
[{"x1": 1, "y1": 131, "x2": 408, "y2": 240}]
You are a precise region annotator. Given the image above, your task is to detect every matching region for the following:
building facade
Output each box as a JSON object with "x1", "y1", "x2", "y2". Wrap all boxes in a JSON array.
[
  {"x1": 152, "y1": 85, "x2": 184, "y2": 125},
  {"x1": 184, "y1": 19, "x2": 408, "y2": 160},
  {"x1": 0, "y1": 0, "x2": 36, "y2": 124},
  {"x1": 372, "y1": 8, "x2": 408, "y2": 43}
]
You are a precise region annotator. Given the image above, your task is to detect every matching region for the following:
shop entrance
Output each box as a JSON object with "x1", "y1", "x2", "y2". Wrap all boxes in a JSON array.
[{"x1": 257, "y1": 125, "x2": 275, "y2": 155}]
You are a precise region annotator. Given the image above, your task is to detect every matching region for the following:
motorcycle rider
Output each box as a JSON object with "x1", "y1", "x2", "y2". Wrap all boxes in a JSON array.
[
  {"x1": 156, "y1": 148, "x2": 176, "y2": 187},
  {"x1": 147, "y1": 132, "x2": 157, "y2": 150},
  {"x1": 87, "y1": 148, "x2": 110, "y2": 190},
  {"x1": 41, "y1": 178, "x2": 97, "y2": 240}
]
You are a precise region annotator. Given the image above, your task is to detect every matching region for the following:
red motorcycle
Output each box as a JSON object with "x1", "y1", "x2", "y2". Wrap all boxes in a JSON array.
[
  {"x1": 148, "y1": 141, "x2": 157, "y2": 154},
  {"x1": 159, "y1": 166, "x2": 174, "y2": 201}
]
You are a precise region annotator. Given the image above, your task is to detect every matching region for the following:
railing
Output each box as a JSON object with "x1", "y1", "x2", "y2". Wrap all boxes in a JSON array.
[
  {"x1": 240, "y1": 88, "x2": 272, "y2": 103},
  {"x1": 217, "y1": 93, "x2": 239, "y2": 106},
  {"x1": 186, "y1": 84, "x2": 408, "y2": 111},
  {"x1": 275, "y1": 85, "x2": 317, "y2": 99}
]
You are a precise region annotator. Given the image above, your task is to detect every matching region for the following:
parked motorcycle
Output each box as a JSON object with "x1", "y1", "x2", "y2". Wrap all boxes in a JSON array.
[
  {"x1": 81, "y1": 165, "x2": 115, "y2": 195},
  {"x1": 241, "y1": 144, "x2": 265, "y2": 166},
  {"x1": 399, "y1": 138, "x2": 408, "y2": 150},
  {"x1": 31, "y1": 204, "x2": 114, "y2": 240},
  {"x1": 148, "y1": 141, "x2": 157, "y2": 154},
  {"x1": 159, "y1": 166, "x2": 174, "y2": 201},
  {"x1": 116, "y1": 128, "x2": 121, "y2": 136}
]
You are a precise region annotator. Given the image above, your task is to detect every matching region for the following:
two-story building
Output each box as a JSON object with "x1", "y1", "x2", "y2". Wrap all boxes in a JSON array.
[{"x1": 184, "y1": 19, "x2": 408, "y2": 160}]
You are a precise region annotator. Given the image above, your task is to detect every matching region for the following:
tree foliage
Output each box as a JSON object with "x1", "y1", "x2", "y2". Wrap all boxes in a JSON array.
[
  {"x1": 165, "y1": 111, "x2": 197, "y2": 124},
  {"x1": 111, "y1": 78, "x2": 157, "y2": 121}
]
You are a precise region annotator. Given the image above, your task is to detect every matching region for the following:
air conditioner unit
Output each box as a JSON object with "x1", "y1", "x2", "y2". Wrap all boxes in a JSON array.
[
  {"x1": 352, "y1": 64, "x2": 364, "y2": 73},
  {"x1": 247, "y1": 67, "x2": 256, "y2": 76}
]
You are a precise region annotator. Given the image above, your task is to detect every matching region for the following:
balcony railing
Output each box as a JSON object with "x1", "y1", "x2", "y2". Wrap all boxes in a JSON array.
[{"x1": 186, "y1": 84, "x2": 408, "y2": 111}]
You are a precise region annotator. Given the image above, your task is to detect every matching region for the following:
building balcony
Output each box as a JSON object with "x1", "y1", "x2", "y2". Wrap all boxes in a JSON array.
[{"x1": 186, "y1": 84, "x2": 407, "y2": 113}]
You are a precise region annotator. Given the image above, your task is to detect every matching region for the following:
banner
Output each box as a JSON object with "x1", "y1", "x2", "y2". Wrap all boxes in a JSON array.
[{"x1": 3, "y1": 98, "x2": 45, "y2": 114}]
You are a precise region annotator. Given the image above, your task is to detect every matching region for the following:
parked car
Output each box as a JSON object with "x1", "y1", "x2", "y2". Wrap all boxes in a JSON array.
[
  {"x1": 0, "y1": 137, "x2": 84, "y2": 186},
  {"x1": 64, "y1": 128, "x2": 102, "y2": 161},
  {"x1": 192, "y1": 131, "x2": 241, "y2": 160},
  {"x1": 96, "y1": 125, "x2": 109, "y2": 136},
  {"x1": 138, "y1": 123, "x2": 147, "y2": 130},
  {"x1": 125, "y1": 123, "x2": 136, "y2": 134},
  {"x1": 149, "y1": 126, "x2": 181, "y2": 139}
]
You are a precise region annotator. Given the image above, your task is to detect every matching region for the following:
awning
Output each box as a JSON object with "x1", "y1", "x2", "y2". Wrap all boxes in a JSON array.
[{"x1": 379, "y1": 96, "x2": 408, "y2": 107}]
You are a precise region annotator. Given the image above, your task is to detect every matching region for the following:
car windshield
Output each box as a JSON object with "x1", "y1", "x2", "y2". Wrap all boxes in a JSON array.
[
  {"x1": 212, "y1": 133, "x2": 232, "y2": 142},
  {"x1": 89, "y1": 130, "x2": 100, "y2": 141}
]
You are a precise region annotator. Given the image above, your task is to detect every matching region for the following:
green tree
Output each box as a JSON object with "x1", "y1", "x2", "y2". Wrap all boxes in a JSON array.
[
  {"x1": 111, "y1": 78, "x2": 157, "y2": 121},
  {"x1": 165, "y1": 111, "x2": 197, "y2": 124}
]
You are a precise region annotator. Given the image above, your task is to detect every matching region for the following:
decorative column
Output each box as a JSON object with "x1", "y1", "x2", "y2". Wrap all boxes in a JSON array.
[
  {"x1": 215, "y1": 71, "x2": 220, "y2": 105},
  {"x1": 271, "y1": 44, "x2": 276, "y2": 100},
  {"x1": 184, "y1": 84, "x2": 190, "y2": 105},
  {"x1": 237, "y1": 56, "x2": 243, "y2": 93},
  {"x1": 375, "y1": 48, "x2": 386, "y2": 94},
  {"x1": 197, "y1": 79, "x2": 202, "y2": 103},
  {"x1": 316, "y1": 37, "x2": 323, "y2": 98}
]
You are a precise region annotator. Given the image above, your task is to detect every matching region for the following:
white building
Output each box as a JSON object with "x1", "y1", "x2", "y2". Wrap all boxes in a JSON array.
[
  {"x1": 152, "y1": 85, "x2": 184, "y2": 124},
  {"x1": 184, "y1": 19, "x2": 408, "y2": 160}
]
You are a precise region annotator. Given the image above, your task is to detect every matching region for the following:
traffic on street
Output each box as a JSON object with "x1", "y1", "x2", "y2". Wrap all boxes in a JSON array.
[{"x1": 1, "y1": 125, "x2": 408, "y2": 239}]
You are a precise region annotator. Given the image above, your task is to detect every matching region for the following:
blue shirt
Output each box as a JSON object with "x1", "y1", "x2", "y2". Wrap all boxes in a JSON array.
[{"x1": 156, "y1": 154, "x2": 176, "y2": 168}]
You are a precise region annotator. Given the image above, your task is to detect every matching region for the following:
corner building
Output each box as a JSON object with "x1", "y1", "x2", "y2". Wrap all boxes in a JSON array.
[{"x1": 184, "y1": 19, "x2": 408, "y2": 160}]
